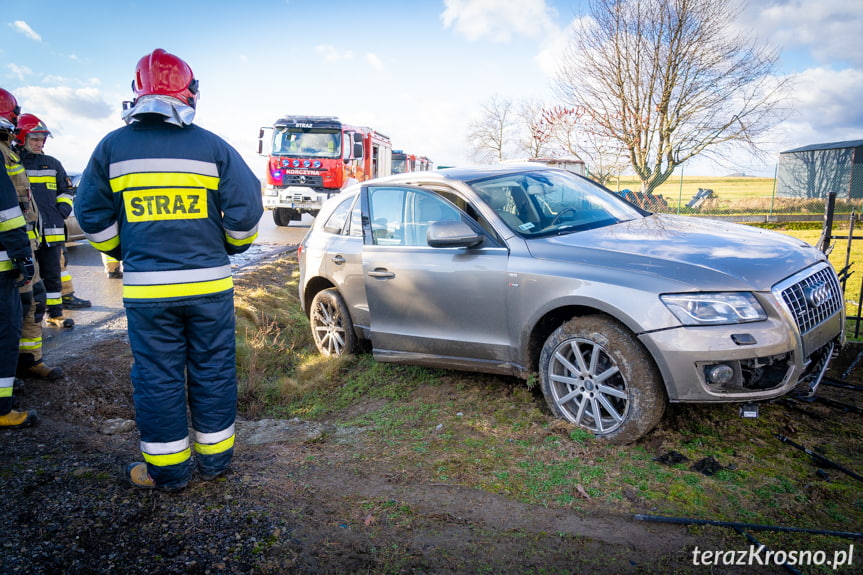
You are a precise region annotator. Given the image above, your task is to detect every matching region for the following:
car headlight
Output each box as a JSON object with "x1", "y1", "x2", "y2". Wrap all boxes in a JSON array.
[{"x1": 660, "y1": 292, "x2": 767, "y2": 326}]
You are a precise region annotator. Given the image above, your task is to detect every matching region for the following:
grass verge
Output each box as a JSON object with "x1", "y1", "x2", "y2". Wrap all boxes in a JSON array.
[{"x1": 232, "y1": 251, "x2": 863, "y2": 564}]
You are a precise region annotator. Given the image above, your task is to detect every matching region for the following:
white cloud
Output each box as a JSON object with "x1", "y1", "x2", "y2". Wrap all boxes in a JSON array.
[
  {"x1": 315, "y1": 44, "x2": 354, "y2": 63},
  {"x1": 16, "y1": 86, "x2": 114, "y2": 122},
  {"x1": 6, "y1": 63, "x2": 33, "y2": 82},
  {"x1": 10, "y1": 20, "x2": 42, "y2": 42},
  {"x1": 778, "y1": 68, "x2": 863, "y2": 144},
  {"x1": 745, "y1": 0, "x2": 863, "y2": 68},
  {"x1": 365, "y1": 53, "x2": 384, "y2": 72},
  {"x1": 441, "y1": 0, "x2": 558, "y2": 42},
  {"x1": 13, "y1": 86, "x2": 122, "y2": 172}
]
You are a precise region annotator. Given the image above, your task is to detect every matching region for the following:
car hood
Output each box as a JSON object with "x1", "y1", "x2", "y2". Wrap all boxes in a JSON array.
[{"x1": 526, "y1": 214, "x2": 826, "y2": 292}]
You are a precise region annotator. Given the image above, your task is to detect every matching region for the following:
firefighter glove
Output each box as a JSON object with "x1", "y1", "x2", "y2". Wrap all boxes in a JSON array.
[{"x1": 13, "y1": 256, "x2": 34, "y2": 287}]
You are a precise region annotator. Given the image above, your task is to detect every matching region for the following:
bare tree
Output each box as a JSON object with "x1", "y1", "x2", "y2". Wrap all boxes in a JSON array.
[
  {"x1": 556, "y1": 0, "x2": 789, "y2": 193},
  {"x1": 544, "y1": 105, "x2": 628, "y2": 186},
  {"x1": 466, "y1": 95, "x2": 516, "y2": 163},
  {"x1": 518, "y1": 100, "x2": 555, "y2": 159}
]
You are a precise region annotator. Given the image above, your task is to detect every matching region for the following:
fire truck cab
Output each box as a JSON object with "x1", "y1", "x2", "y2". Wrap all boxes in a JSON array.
[
  {"x1": 258, "y1": 115, "x2": 392, "y2": 225},
  {"x1": 392, "y1": 150, "x2": 433, "y2": 174}
]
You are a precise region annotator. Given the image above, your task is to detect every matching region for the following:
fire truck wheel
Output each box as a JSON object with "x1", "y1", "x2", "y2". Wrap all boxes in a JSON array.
[{"x1": 273, "y1": 208, "x2": 293, "y2": 227}]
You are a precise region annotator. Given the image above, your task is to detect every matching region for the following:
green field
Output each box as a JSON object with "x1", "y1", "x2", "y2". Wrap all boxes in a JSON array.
[
  {"x1": 606, "y1": 175, "x2": 858, "y2": 216},
  {"x1": 605, "y1": 176, "x2": 863, "y2": 337},
  {"x1": 609, "y1": 175, "x2": 777, "y2": 202}
]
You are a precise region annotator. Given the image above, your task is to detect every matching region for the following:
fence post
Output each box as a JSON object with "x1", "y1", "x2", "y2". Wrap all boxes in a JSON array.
[{"x1": 817, "y1": 192, "x2": 836, "y2": 253}]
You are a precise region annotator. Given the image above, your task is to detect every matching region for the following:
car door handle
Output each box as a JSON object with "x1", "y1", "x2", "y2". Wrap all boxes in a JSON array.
[
  {"x1": 330, "y1": 255, "x2": 346, "y2": 265},
  {"x1": 368, "y1": 268, "x2": 395, "y2": 279}
]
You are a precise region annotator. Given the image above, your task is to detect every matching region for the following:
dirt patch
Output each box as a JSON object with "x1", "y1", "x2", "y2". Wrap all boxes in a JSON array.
[{"x1": 0, "y1": 329, "x2": 796, "y2": 574}]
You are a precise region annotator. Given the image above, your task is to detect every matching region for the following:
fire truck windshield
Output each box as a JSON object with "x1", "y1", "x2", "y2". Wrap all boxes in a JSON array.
[{"x1": 272, "y1": 128, "x2": 341, "y2": 158}]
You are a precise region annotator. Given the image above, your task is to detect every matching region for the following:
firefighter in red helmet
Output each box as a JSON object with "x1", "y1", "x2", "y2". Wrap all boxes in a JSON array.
[
  {"x1": 0, "y1": 87, "x2": 37, "y2": 428},
  {"x1": 0, "y1": 91, "x2": 65, "y2": 383},
  {"x1": 15, "y1": 114, "x2": 90, "y2": 327},
  {"x1": 75, "y1": 49, "x2": 263, "y2": 491}
]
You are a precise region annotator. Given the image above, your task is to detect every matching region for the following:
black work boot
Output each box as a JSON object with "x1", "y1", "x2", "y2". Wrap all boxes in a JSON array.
[{"x1": 62, "y1": 293, "x2": 92, "y2": 309}]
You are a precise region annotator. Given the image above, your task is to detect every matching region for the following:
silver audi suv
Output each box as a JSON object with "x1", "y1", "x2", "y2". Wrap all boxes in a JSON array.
[{"x1": 298, "y1": 164, "x2": 844, "y2": 443}]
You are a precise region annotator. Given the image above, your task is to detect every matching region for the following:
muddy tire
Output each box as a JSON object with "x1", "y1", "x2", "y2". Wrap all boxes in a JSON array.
[
  {"x1": 309, "y1": 288, "x2": 358, "y2": 357},
  {"x1": 273, "y1": 207, "x2": 295, "y2": 227},
  {"x1": 539, "y1": 315, "x2": 666, "y2": 444}
]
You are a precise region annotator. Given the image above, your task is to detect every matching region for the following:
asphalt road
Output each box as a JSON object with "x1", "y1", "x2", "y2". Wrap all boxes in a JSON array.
[{"x1": 43, "y1": 209, "x2": 310, "y2": 353}]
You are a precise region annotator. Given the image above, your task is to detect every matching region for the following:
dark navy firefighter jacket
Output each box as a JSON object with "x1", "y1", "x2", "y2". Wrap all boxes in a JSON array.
[{"x1": 74, "y1": 119, "x2": 263, "y2": 306}]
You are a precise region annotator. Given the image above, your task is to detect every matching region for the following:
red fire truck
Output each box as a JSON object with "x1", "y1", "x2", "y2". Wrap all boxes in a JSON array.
[
  {"x1": 258, "y1": 116, "x2": 392, "y2": 225},
  {"x1": 391, "y1": 150, "x2": 433, "y2": 174}
]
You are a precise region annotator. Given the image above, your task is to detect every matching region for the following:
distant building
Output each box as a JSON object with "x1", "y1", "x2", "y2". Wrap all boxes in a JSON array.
[
  {"x1": 503, "y1": 157, "x2": 587, "y2": 176},
  {"x1": 776, "y1": 140, "x2": 863, "y2": 199}
]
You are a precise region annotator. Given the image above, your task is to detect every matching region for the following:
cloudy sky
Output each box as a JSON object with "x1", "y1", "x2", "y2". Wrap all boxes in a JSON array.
[{"x1": 3, "y1": 0, "x2": 861, "y2": 178}]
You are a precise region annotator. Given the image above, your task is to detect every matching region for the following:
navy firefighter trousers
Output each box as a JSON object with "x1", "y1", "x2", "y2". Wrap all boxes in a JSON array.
[{"x1": 125, "y1": 292, "x2": 237, "y2": 488}]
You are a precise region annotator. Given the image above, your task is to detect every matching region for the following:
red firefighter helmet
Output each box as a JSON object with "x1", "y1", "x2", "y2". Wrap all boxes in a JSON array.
[
  {"x1": 15, "y1": 113, "x2": 52, "y2": 146},
  {"x1": 0, "y1": 87, "x2": 21, "y2": 127},
  {"x1": 132, "y1": 48, "x2": 199, "y2": 108}
]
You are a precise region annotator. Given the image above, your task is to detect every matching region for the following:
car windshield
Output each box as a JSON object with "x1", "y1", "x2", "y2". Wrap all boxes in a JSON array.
[
  {"x1": 469, "y1": 170, "x2": 642, "y2": 237},
  {"x1": 272, "y1": 128, "x2": 341, "y2": 158}
]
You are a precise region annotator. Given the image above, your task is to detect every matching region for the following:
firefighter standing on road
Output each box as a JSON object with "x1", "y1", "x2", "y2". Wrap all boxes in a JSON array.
[
  {"x1": 75, "y1": 49, "x2": 263, "y2": 491},
  {"x1": 0, "y1": 89, "x2": 64, "y2": 381},
  {"x1": 16, "y1": 114, "x2": 91, "y2": 325},
  {"x1": 0, "y1": 89, "x2": 37, "y2": 428}
]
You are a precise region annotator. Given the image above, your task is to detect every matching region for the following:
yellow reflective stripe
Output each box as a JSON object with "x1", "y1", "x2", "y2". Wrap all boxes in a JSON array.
[
  {"x1": 88, "y1": 237, "x2": 119, "y2": 252},
  {"x1": 57, "y1": 194, "x2": 73, "y2": 206},
  {"x1": 226, "y1": 230, "x2": 257, "y2": 247},
  {"x1": 6, "y1": 163, "x2": 25, "y2": 177},
  {"x1": 85, "y1": 222, "x2": 120, "y2": 252},
  {"x1": 61, "y1": 271, "x2": 72, "y2": 281},
  {"x1": 142, "y1": 447, "x2": 192, "y2": 467},
  {"x1": 1, "y1": 204, "x2": 24, "y2": 222},
  {"x1": 27, "y1": 175, "x2": 55, "y2": 185},
  {"x1": 0, "y1": 262, "x2": 12, "y2": 272},
  {"x1": 110, "y1": 172, "x2": 220, "y2": 193},
  {"x1": 123, "y1": 276, "x2": 233, "y2": 300},
  {"x1": 0, "y1": 214, "x2": 26, "y2": 232},
  {"x1": 140, "y1": 436, "x2": 191, "y2": 467},
  {"x1": 0, "y1": 375, "x2": 13, "y2": 397},
  {"x1": 43, "y1": 234, "x2": 66, "y2": 243},
  {"x1": 46, "y1": 297, "x2": 62, "y2": 305},
  {"x1": 19, "y1": 337, "x2": 42, "y2": 351},
  {"x1": 194, "y1": 434, "x2": 235, "y2": 455}
]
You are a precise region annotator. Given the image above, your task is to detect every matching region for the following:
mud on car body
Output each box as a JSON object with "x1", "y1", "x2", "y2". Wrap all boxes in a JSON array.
[{"x1": 297, "y1": 164, "x2": 845, "y2": 443}]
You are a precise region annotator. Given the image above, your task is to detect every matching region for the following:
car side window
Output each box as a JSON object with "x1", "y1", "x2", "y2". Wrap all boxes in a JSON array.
[
  {"x1": 367, "y1": 187, "x2": 406, "y2": 245},
  {"x1": 349, "y1": 201, "x2": 363, "y2": 237},
  {"x1": 405, "y1": 191, "x2": 460, "y2": 246},
  {"x1": 323, "y1": 196, "x2": 354, "y2": 234},
  {"x1": 368, "y1": 186, "x2": 469, "y2": 247},
  {"x1": 436, "y1": 190, "x2": 500, "y2": 240}
]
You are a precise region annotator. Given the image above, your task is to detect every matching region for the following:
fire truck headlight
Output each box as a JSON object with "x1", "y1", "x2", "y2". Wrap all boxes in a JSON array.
[
  {"x1": 314, "y1": 161, "x2": 322, "y2": 168},
  {"x1": 303, "y1": 160, "x2": 311, "y2": 168}
]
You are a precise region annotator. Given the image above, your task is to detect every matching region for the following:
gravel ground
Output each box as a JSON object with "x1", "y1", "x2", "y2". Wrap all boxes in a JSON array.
[{"x1": 1, "y1": 331, "x2": 783, "y2": 575}]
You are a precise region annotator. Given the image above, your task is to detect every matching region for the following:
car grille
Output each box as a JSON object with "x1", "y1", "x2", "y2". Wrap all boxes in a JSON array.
[
  {"x1": 778, "y1": 266, "x2": 843, "y2": 335},
  {"x1": 284, "y1": 174, "x2": 323, "y2": 187}
]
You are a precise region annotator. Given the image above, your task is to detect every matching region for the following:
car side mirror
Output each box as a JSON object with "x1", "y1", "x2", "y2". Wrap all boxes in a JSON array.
[{"x1": 427, "y1": 221, "x2": 483, "y2": 248}]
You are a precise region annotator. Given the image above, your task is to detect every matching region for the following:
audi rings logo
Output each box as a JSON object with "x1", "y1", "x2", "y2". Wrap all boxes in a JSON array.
[
  {"x1": 298, "y1": 175, "x2": 307, "y2": 184},
  {"x1": 804, "y1": 281, "x2": 832, "y2": 309}
]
